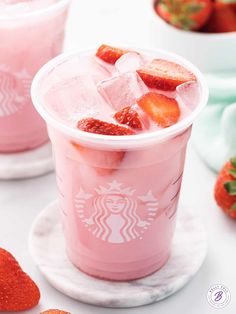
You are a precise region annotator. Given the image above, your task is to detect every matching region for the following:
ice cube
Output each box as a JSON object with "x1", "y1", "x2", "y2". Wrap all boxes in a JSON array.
[
  {"x1": 46, "y1": 55, "x2": 111, "y2": 88},
  {"x1": 115, "y1": 52, "x2": 144, "y2": 74},
  {"x1": 44, "y1": 75, "x2": 112, "y2": 125},
  {"x1": 73, "y1": 55, "x2": 112, "y2": 84},
  {"x1": 176, "y1": 81, "x2": 200, "y2": 111},
  {"x1": 132, "y1": 104, "x2": 150, "y2": 130},
  {"x1": 97, "y1": 72, "x2": 149, "y2": 111},
  {"x1": 95, "y1": 56, "x2": 117, "y2": 76}
]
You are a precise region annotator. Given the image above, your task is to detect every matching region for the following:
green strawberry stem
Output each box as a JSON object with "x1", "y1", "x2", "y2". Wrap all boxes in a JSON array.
[
  {"x1": 227, "y1": 157, "x2": 236, "y2": 178},
  {"x1": 230, "y1": 157, "x2": 236, "y2": 168},
  {"x1": 223, "y1": 157, "x2": 236, "y2": 211},
  {"x1": 224, "y1": 181, "x2": 236, "y2": 195},
  {"x1": 228, "y1": 169, "x2": 236, "y2": 178}
]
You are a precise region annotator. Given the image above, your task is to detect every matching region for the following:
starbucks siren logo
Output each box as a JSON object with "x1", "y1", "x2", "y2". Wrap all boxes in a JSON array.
[
  {"x1": 74, "y1": 180, "x2": 159, "y2": 243},
  {"x1": 0, "y1": 65, "x2": 31, "y2": 117}
]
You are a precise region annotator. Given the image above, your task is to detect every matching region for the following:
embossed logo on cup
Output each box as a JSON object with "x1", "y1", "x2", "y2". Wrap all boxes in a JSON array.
[
  {"x1": 0, "y1": 66, "x2": 31, "y2": 117},
  {"x1": 74, "y1": 180, "x2": 159, "y2": 243}
]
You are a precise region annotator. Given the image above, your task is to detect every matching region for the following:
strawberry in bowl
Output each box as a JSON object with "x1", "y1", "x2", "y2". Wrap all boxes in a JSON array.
[
  {"x1": 150, "y1": 0, "x2": 236, "y2": 71},
  {"x1": 154, "y1": 0, "x2": 236, "y2": 33},
  {"x1": 156, "y1": 0, "x2": 213, "y2": 31}
]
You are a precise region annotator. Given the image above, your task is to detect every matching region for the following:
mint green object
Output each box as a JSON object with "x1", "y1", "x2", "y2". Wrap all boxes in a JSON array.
[{"x1": 193, "y1": 71, "x2": 236, "y2": 172}]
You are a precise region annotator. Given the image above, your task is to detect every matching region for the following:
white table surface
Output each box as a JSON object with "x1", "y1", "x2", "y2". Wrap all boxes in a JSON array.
[{"x1": 1, "y1": 0, "x2": 236, "y2": 313}]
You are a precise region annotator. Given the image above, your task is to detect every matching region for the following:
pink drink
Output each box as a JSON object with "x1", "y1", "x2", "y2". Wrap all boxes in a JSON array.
[
  {"x1": 32, "y1": 47, "x2": 208, "y2": 280},
  {"x1": 0, "y1": 0, "x2": 70, "y2": 152}
]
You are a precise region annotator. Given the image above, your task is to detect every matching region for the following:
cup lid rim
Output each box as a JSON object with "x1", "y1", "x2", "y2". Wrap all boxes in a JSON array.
[{"x1": 0, "y1": 0, "x2": 71, "y2": 21}]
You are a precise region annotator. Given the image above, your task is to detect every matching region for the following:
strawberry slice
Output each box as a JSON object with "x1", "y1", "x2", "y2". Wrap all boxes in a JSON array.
[
  {"x1": 0, "y1": 247, "x2": 40, "y2": 312},
  {"x1": 75, "y1": 118, "x2": 133, "y2": 175},
  {"x1": 137, "y1": 92, "x2": 180, "y2": 128},
  {"x1": 114, "y1": 106, "x2": 143, "y2": 130},
  {"x1": 137, "y1": 59, "x2": 196, "y2": 91},
  {"x1": 72, "y1": 142, "x2": 125, "y2": 176},
  {"x1": 77, "y1": 118, "x2": 135, "y2": 135},
  {"x1": 96, "y1": 44, "x2": 129, "y2": 64}
]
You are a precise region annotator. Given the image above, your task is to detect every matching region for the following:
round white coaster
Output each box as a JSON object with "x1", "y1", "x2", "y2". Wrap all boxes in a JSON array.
[
  {"x1": 29, "y1": 201, "x2": 207, "y2": 308},
  {"x1": 0, "y1": 142, "x2": 54, "y2": 179}
]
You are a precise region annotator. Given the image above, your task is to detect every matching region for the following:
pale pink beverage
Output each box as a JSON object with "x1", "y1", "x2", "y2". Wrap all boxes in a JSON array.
[
  {"x1": 0, "y1": 0, "x2": 70, "y2": 153},
  {"x1": 32, "y1": 46, "x2": 208, "y2": 280}
]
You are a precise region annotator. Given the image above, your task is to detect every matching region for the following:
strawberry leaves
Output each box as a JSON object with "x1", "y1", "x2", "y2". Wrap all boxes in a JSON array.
[
  {"x1": 231, "y1": 203, "x2": 236, "y2": 211},
  {"x1": 224, "y1": 181, "x2": 236, "y2": 195},
  {"x1": 230, "y1": 157, "x2": 236, "y2": 167},
  {"x1": 228, "y1": 169, "x2": 236, "y2": 178},
  {"x1": 224, "y1": 156, "x2": 236, "y2": 211},
  {"x1": 226, "y1": 157, "x2": 236, "y2": 182},
  {"x1": 158, "y1": 0, "x2": 204, "y2": 30}
]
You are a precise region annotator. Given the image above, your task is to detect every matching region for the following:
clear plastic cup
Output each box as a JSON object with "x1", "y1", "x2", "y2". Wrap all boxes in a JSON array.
[
  {"x1": 0, "y1": 0, "x2": 70, "y2": 153},
  {"x1": 31, "y1": 48, "x2": 208, "y2": 281}
]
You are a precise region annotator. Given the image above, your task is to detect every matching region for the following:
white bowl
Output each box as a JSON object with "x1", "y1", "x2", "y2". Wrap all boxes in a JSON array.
[{"x1": 150, "y1": 0, "x2": 236, "y2": 72}]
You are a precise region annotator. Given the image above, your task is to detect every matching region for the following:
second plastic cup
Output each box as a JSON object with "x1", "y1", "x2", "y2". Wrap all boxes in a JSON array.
[
  {"x1": 0, "y1": 0, "x2": 70, "y2": 153},
  {"x1": 31, "y1": 48, "x2": 208, "y2": 281}
]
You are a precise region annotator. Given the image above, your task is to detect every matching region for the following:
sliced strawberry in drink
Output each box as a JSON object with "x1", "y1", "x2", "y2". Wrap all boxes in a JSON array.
[
  {"x1": 114, "y1": 106, "x2": 143, "y2": 130},
  {"x1": 96, "y1": 44, "x2": 129, "y2": 64},
  {"x1": 77, "y1": 118, "x2": 135, "y2": 135},
  {"x1": 75, "y1": 118, "x2": 134, "y2": 175},
  {"x1": 72, "y1": 141, "x2": 125, "y2": 176},
  {"x1": 137, "y1": 92, "x2": 180, "y2": 128},
  {"x1": 137, "y1": 59, "x2": 196, "y2": 91}
]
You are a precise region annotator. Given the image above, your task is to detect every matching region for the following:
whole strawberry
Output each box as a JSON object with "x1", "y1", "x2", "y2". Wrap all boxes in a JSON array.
[
  {"x1": 41, "y1": 310, "x2": 71, "y2": 314},
  {"x1": 0, "y1": 248, "x2": 40, "y2": 311},
  {"x1": 155, "y1": 0, "x2": 213, "y2": 31},
  {"x1": 214, "y1": 157, "x2": 236, "y2": 219}
]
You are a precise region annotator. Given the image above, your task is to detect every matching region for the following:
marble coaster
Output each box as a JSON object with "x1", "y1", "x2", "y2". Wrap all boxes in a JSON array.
[
  {"x1": 29, "y1": 201, "x2": 207, "y2": 308},
  {"x1": 0, "y1": 142, "x2": 54, "y2": 180}
]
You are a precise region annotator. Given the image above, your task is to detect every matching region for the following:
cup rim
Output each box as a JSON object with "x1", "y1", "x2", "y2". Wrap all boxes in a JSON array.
[
  {"x1": 151, "y1": 0, "x2": 236, "y2": 39},
  {"x1": 31, "y1": 47, "x2": 209, "y2": 150},
  {"x1": 0, "y1": 0, "x2": 71, "y2": 21}
]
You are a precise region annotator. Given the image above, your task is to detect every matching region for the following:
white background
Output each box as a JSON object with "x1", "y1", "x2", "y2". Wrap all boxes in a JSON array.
[{"x1": 1, "y1": 0, "x2": 236, "y2": 313}]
